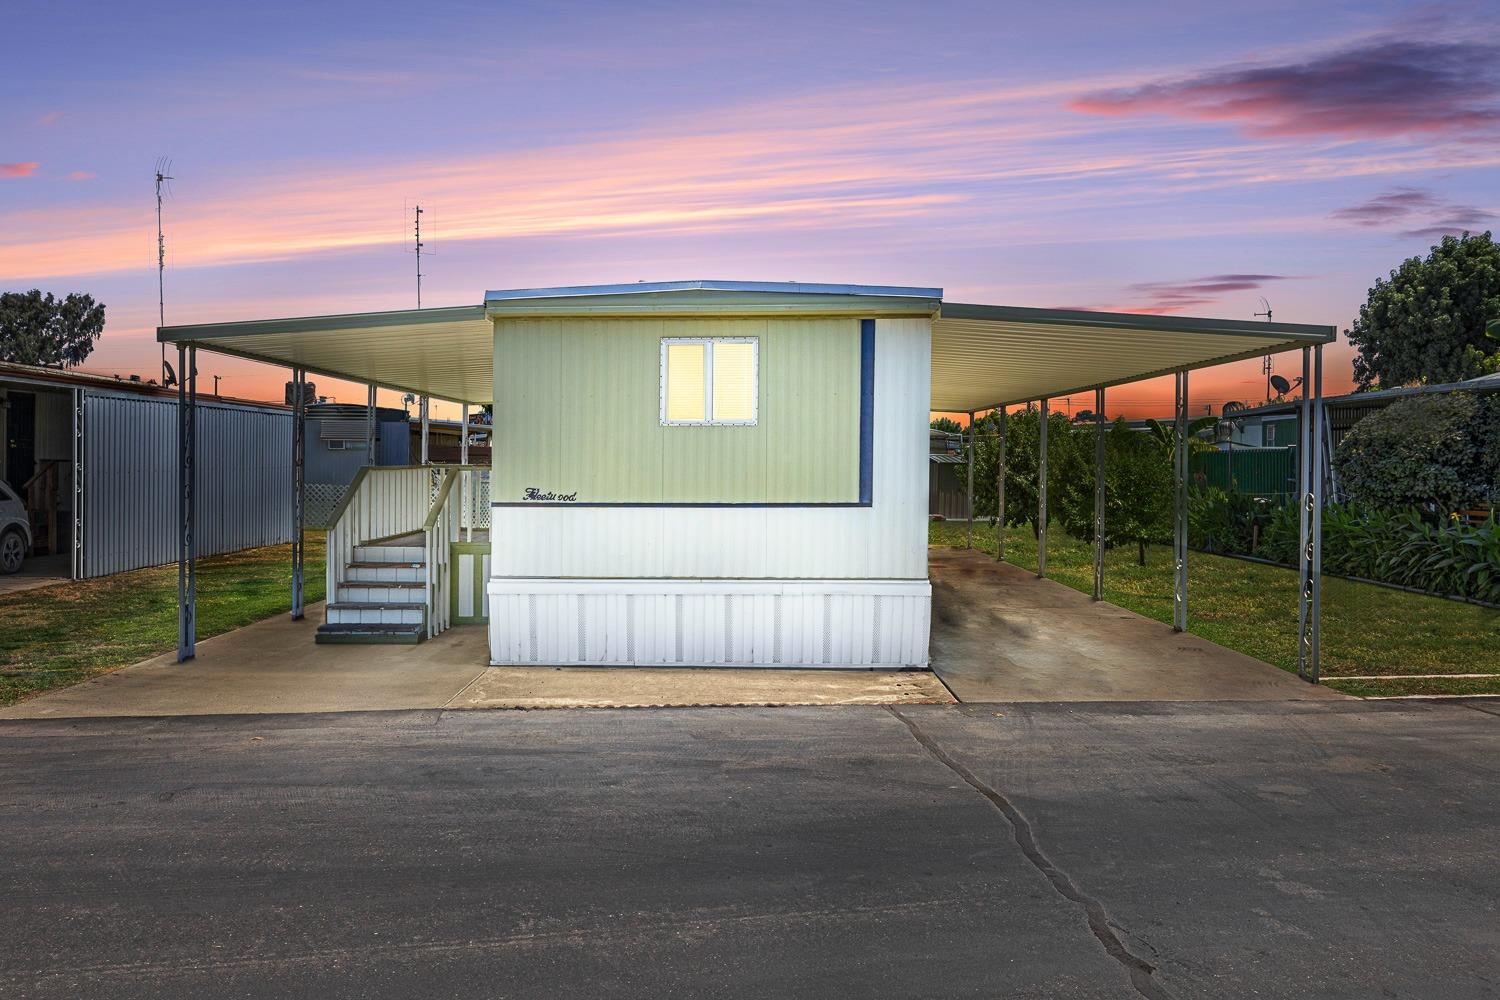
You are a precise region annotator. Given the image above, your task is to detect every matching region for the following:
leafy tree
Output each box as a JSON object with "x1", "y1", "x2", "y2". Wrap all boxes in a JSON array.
[
  {"x1": 1143, "y1": 416, "x2": 1218, "y2": 456},
  {"x1": 1346, "y1": 232, "x2": 1500, "y2": 389},
  {"x1": 1101, "y1": 420, "x2": 1173, "y2": 564},
  {"x1": 1335, "y1": 392, "x2": 1496, "y2": 512},
  {"x1": 0, "y1": 290, "x2": 106, "y2": 367},
  {"x1": 967, "y1": 407, "x2": 1081, "y2": 536},
  {"x1": 930, "y1": 416, "x2": 963, "y2": 434}
]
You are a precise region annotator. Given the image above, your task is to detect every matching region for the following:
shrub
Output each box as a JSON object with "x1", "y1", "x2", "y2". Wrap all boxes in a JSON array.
[{"x1": 1336, "y1": 392, "x2": 1493, "y2": 512}]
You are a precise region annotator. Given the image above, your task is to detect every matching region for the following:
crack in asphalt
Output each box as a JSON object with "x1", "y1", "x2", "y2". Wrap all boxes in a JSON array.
[{"x1": 886, "y1": 706, "x2": 1173, "y2": 1000}]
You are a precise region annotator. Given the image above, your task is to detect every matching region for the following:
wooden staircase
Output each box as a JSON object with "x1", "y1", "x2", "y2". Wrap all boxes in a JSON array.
[
  {"x1": 22, "y1": 460, "x2": 61, "y2": 556},
  {"x1": 316, "y1": 537, "x2": 428, "y2": 644}
]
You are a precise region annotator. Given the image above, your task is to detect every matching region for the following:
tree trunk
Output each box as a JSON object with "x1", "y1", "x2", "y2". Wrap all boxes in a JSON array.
[{"x1": 1137, "y1": 538, "x2": 1146, "y2": 566}]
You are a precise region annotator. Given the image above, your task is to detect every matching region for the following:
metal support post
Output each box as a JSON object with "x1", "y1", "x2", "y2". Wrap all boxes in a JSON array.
[
  {"x1": 1302, "y1": 346, "x2": 1325, "y2": 681},
  {"x1": 419, "y1": 395, "x2": 430, "y2": 465},
  {"x1": 1173, "y1": 371, "x2": 1189, "y2": 632},
  {"x1": 1093, "y1": 387, "x2": 1105, "y2": 601},
  {"x1": 1297, "y1": 348, "x2": 1313, "y2": 679},
  {"x1": 965, "y1": 410, "x2": 975, "y2": 549},
  {"x1": 177, "y1": 344, "x2": 197, "y2": 662},
  {"x1": 460, "y1": 403, "x2": 470, "y2": 466},
  {"x1": 995, "y1": 407, "x2": 1006, "y2": 561},
  {"x1": 72, "y1": 387, "x2": 83, "y2": 580},
  {"x1": 365, "y1": 384, "x2": 377, "y2": 461},
  {"x1": 460, "y1": 402, "x2": 472, "y2": 541},
  {"x1": 291, "y1": 367, "x2": 306, "y2": 621},
  {"x1": 1038, "y1": 398, "x2": 1048, "y2": 578}
]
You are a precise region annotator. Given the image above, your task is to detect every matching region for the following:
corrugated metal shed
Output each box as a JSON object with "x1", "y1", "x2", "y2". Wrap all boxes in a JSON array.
[{"x1": 80, "y1": 391, "x2": 291, "y2": 577}]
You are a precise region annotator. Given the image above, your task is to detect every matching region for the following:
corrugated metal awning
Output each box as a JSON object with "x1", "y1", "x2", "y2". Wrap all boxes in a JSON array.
[
  {"x1": 158, "y1": 286, "x2": 1337, "y2": 412},
  {"x1": 932, "y1": 303, "x2": 1335, "y2": 412},
  {"x1": 158, "y1": 305, "x2": 493, "y2": 404}
]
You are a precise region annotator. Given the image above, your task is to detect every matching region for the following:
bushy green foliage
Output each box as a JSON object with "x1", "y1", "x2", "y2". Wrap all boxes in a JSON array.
[
  {"x1": 1335, "y1": 392, "x2": 1497, "y2": 511},
  {"x1": 966, "y1": 410, "x2": 1172, "y2": 563},
  {"x1": 1096, "y1": 420, "x2": 1173, "y2": 563},
  {"x1": 1346, "y1": 232, "x2": 1500, "y2": 389},
  {"x1": 0, "y1": 290, "x2": 106, "y2": 367},
  {"x1": 967, "y1": 407, "x2": 1082, "y2": 534},
  {"x1": 1189, "y1": 487, "x2": 1274, "y2": 555},
  {"x1": 1193, "y1": 491, "x2": 1500, "y2": 604}
]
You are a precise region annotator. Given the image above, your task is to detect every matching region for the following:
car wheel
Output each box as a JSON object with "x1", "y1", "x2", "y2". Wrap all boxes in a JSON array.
[{"x1": 0, "y1": 529, "x2": 24, "y2": 574}]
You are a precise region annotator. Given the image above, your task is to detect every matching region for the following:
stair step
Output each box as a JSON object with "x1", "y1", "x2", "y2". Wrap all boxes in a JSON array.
[
  {"x1": 338, "y1": 583, "x2": 424, "y2": 603},
  {"x1": 315, "y1": 622, "x2": 423, "y2": 645},
  {"x1": 344, "y1": 562, "x2": 426, "y2": 583},
  {"x1": 353, "y1": 544, "x2": 426, "y2": 564},
  {"x1": 326, "y1": 601, "x2": 425, "y2": 611},
  {"x1": 326, "y1": 602, "x2": 426, "y2": 626}
]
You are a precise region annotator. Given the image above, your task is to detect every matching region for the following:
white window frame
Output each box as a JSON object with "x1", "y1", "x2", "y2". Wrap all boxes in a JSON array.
[{"x1": 659, "y1": 337, "x2": 759, "y2": 426}]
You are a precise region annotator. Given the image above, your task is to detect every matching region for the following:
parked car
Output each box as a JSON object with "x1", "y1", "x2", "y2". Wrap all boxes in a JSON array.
[{"x1": 0, "y1": 480, "x2": 31, "y2": 574}]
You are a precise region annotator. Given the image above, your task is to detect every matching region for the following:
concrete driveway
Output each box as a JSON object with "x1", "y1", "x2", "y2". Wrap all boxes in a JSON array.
[
  {"x1": 3, "y1": 548, "x2": 1331, "y2": 719},
  {"x1": 929, "y1": 548, "x2": 1337, "y2": 702},
  {"x1": 2, "y1": 700, "x2": 1496, "y2": 998}
]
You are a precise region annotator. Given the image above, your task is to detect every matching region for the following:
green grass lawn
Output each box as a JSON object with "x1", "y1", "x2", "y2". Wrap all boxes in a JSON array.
[
  {"x1": 0, "y1": 537, "x2": 325, "y2": 707},
  {"x1": 931, "y1": 520, "x2": 1500, "y2": 698}
]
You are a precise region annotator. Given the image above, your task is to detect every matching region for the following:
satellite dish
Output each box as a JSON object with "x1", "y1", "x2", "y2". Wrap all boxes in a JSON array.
[
  {"x1": 1486, "y1": 318, "x2": 1500, "y2": 341},
  {"x1": 1270, "y1": 374, "x2": 1291, "y2": 395},
  {"x1": 162, "y1": 359, "x2": 177, "y2": 388}
]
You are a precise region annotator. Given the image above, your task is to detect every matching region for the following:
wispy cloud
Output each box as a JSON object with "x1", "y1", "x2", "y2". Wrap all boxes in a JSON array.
[
  {"x1": 2, "y1": 162, "x2": 40, "y2": 178},
  {"x1": 36, "y1": 111, "x2": 61, "y2": 126},
  {"x1": 1070, "y1": 38, "x2": 1500, "y2": 140},
  {"x1": 1116, "y1": 273, "x2": 1298, "y2": 314},
  {"x1": 66, "y1": 170, "x2": 95, "y2": 181},
  {"x1": 5, "y1": 49, "x2": 1500, "y2": 283},
  {"x1": 1331, "y1": 185, "x2": 1494, "y2": 238}
]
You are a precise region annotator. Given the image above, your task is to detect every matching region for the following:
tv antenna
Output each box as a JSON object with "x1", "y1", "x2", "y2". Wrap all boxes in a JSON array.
[
  {"x1": 406, "y1": 202, "x2": 434, "y2": 308},
  {"x1": 1253, "y1": 297, "x2": 1275, "y2": 400},
  {"x1": 155, "y1": 157, "x2": 174, "y2": 380}
]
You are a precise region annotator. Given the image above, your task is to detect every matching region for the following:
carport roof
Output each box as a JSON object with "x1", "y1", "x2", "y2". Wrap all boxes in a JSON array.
[
  {"x1": 157, "y1": 283, "x2": 1335, "y2": 407},
  {"x1": 931, "y1": 303, "x2": 1334, "y2": 413}
]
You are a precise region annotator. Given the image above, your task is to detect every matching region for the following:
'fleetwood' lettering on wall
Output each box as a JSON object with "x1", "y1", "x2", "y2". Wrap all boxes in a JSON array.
[{"x1": 522, "y1": 487, "x2": 578, "y2": 502}]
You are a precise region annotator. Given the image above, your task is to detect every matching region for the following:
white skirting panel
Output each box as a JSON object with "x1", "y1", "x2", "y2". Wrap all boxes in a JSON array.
[{"x1": 486, "y1": 579, "x2": 931, "y2": 669}]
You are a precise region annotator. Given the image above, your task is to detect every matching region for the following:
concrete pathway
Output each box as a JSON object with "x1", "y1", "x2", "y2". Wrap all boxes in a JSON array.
[
  {"x1": 456, "y1": 666, "x2": 951, "y2": 708},
  {"x1": 2, "y1": 700, "x2": 1496, "y2": 999},
  {"x1": 0, "y1": 552, "x2": 70, "y2": 595},
  {"x1": 929, "y1": 547, "x2": 1339, "y2": 702},
  {"x1": 1, "y1": 603, "x2": 950, "y2": 719}
]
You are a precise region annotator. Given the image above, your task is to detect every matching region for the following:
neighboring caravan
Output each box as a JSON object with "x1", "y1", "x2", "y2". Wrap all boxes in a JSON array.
[
  {"x1": 0, "y1": 361, "x2": 293, "y2": 579},
  {"x1": 158, "y1": 279, "x2": 1337, "y2": 671}
]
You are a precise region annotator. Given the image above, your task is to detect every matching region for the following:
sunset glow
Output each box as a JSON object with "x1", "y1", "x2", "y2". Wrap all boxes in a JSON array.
[{"x1": 5, "y1": 1, "x2": 1497, "y2": 417}]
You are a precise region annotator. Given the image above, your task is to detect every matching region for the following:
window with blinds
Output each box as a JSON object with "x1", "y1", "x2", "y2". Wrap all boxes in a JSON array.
[{"x1": 660, "y1": 338, "x2": 758, "y2": 425}]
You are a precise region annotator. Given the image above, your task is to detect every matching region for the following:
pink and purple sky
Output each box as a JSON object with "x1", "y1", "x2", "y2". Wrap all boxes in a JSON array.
[{"x1": 3, "y1": 0, "x2": 1497, "y2": 419}]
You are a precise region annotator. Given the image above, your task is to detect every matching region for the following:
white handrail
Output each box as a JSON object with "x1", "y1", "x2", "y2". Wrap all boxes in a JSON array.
[
  {"x1": 324, "y1": 466, "x2": 441, "y2": 622},
  {"x1": 422, "y1": 468, "x2": 462, "y2": 637}
]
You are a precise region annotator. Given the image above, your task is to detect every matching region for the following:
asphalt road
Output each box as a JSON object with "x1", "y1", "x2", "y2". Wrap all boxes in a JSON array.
[{"x1": 3, "y1": 701, "x2": 1498, "y2": 999}]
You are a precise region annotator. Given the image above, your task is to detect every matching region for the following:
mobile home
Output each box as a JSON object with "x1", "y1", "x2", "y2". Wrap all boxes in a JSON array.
[{"x1": 158, "y1": 280, "x2": 1337, "y2": 671}]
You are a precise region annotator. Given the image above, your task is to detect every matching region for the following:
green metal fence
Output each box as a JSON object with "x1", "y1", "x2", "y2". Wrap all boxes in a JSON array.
[{"x1": 1192, "y1": 447, "x2": 1297, "y2": 497}]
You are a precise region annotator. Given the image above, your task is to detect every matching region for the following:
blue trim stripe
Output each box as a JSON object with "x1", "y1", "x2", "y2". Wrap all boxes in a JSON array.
[
  {"x1": 859, "y1": 319, "x2": 875, "y2": 505},
  {"x1": 493, "y1": 502, "x2": 867, "y2": 509}
]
